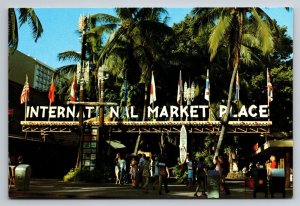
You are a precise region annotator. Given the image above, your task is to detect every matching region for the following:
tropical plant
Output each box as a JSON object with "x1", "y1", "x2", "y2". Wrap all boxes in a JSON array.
[
  {"x1": 192, "y1": 8, "x2": 277, "y2": 161},
  {"x1": 95, "y1": 8, "x2": 174, "y2": 154},
  {"x1": 9, "y1": 8, "x2": 43, "y2": 53},
  {"x1": 55, "y1": 14, "x2": 117, "y2": 102}
]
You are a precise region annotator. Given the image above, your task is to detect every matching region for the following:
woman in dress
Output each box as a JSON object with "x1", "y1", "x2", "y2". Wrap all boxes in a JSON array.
[{"x1": 114, "y1": 153, "x2": 121, "y2": 184}]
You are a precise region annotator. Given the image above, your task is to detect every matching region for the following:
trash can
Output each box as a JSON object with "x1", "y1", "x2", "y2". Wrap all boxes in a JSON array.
[
  {"x1": 206, "y1": 170, "x2": 220, "y2": 198},
  {"x1": 15, "y1": 164, "x2": 31, "y2": 191},
  {"x1": 253, "y1": 168, "x2": 268, "y2": 198},
  {"x1": 269, "y1": 168, "x2": 285, "y2": 198}
]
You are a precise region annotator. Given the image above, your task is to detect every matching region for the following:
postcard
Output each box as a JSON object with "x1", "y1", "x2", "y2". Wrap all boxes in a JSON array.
[{"x1": 8, "y1": 7, "x2": 293, "y2": 199}]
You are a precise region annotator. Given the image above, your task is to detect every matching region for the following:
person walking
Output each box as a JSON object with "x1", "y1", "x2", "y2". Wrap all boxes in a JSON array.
[
  {"x1": 158, "y1": 154, "x2": 170, "y2": 195},
  {"x1": 114, "y1": 153, "x2": 121, "y2": 184},
  {"x1": 119, "y1": 155, "x2": 127, "y2": 185},
  {"x1": 130, "y1": 156, "x2": 138, "y2": 188},
  {"x1": 217, "y1": 156, "x2": 230, "y2": 195},
  {"x1": 185, "y1": 154, "x2": 193, "y2": 187},
  {"x1": 194, "y1": 157, "x2": 208, "y2": 197},
  {"x1": 152, "y1": 155, "x2": 159, "y2": 190},
  {"x1": 142, "y1": 156, "x2": 151, "y2": 192}
]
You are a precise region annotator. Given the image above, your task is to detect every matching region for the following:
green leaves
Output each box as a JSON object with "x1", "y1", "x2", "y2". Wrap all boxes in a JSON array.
[
  {"x1": 8, "y1": 8, "x2": 43, "y2": 53},
  {"x1": 251, "y1": 8, "x2": 274, "y2": 55},
  {"x1": 208, "y1": 15, "x2": 232, "y2": 61}
]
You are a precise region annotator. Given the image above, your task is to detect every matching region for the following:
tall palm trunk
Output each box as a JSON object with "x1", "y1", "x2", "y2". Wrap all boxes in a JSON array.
[
  {"x1": 214, "y1": 11, "x2": 243, "y2": 160},
  {"x1": 134, "y1": 83, "x2": 148, "y2": 154}
]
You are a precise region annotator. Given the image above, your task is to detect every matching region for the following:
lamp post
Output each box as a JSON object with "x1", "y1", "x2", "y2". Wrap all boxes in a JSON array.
[
  {"x1": 183, "y1": 81, "x2": 195, "y2": 155},
  {"x1": 184, "y1": 81, "x2": 195, "y2": 106}
]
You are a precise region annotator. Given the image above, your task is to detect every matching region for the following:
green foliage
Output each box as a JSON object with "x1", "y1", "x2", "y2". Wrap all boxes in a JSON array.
[
  {"x1": 172, "y1": 164, "x2": 187, "y2": 183},
  {"x1": 63, "y1": 168, "x2": 80, "y2": 182},
  {"x1": 63, "y1": 165, "x2": 113, "y2": 182}
]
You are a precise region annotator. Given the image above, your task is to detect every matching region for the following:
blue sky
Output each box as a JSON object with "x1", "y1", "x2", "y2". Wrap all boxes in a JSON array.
[{"x1": 16, "y1": 8, "x2": 293, "y2": 69}]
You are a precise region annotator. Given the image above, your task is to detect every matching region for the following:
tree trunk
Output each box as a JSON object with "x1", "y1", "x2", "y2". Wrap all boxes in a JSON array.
[
  {"x1": 285, "y1": 152, "x2": 291, "y2": 188},
  {"x1": 214, "y1": 11, "x2": 243, "y2": 160},
  {"x1": 134, "y1": 83, "x2": 148, "y2": 154}
]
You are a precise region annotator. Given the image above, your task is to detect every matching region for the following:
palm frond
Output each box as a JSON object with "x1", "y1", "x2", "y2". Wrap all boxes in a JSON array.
[
  {"x1": 58, "y1": 50, "x2": 81, "y2": 62},
  {"x1": 18, "y1": 8, "x2": 43, "y2": 42},
  {"x1": 242, "y1": 33, "x2": 260, "y2": 48},
  {"x1": 8, "y1": 8, "x2": 18, "y2": 52},
  {"x1": 251, "y1": 8, "x2": 274, "y2": 55},
  {"x1": 87, "y1": 24, "x2": 117, "y2": 36},
  {"x1": 208, "y1": 15, "x2": 232, "y2": 61},
  {"x1": 89, "y1": 13, "x2": 120, "y2": 24},
  {"x1": 240, "y1": 45, "x2": 256, "y2": 65},
  {"x1": 55, "y1": 64, "x2": 78, "y2": 77}
]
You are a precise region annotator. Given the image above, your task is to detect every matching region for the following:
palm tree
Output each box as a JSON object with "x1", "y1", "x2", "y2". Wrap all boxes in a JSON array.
[
  {"x1": 9, "y1": 8, "x2": 43, "y2": 53},
  {"x1": 96, "y1": 8, "x2": 173, "y2": 154},
  {"x1": 192, "y1": 8, "x2": 276, "y2": 160},
  {"x1": 55, "y1": 14, "x2": 117, "y2": 102}
]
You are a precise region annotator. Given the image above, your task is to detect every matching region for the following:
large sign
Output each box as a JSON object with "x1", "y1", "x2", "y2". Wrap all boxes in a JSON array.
[{"x1": 24, "y1": 104, "x2": 269, "y2": 120}]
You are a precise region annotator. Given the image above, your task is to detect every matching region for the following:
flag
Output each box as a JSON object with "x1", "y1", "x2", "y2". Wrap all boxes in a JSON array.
[
  {"x1": 267, "y1": 68, "x2": 273, "y2": 103},
  {"x1": 204, "y1": 69, "x2": 210, "y2": 101},
  {"x1": 177, "y1": 70, "x2": 183, "y2": 104},
  {"x1": 20, "y1": 75, "x2": 29, "y2": 104},
  {"x1": 48, "y1": 76, "x2": 55, "y2": 104},
  {"x1": 235, "y1": 70, "x2": 239, "y2": 101},
  {"x1": 149, "y1": 71, "x2": 156, "y2": 105},
  {"x1": 70, "y1": 73, "x2": 77, "y2": 102}
]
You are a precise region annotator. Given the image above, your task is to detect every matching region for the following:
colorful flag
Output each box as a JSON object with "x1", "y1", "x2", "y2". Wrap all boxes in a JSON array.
[
  {"x1": 204, "y1": 69, "x2": 210, "y2": 101},
  {"x1": 177, "y1": 70, "x2": 183, "y2": 105},
  {"x1": 267, "y1": 68, "x2": 273, "y2": 103},
  {"x1": 48, "y1": 76, "x2": 55, "y2": 104},
  {"x1": 149, "y1": 71, "x2": 156, "y2": 105},
  {"x1": 235, "y1": 70, "x2": 239, "y2": 101},
  {"x1": 70, "y1": 73, "x2": 77, "y2": 102},
  {"x1": 20, "y1": 75, "x2": 29, "y2": 104}
]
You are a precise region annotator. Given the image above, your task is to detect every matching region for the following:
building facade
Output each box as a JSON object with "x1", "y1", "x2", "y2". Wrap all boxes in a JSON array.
[{"x1": 9, "y1": 50, "x2": 55, "y2": 92}]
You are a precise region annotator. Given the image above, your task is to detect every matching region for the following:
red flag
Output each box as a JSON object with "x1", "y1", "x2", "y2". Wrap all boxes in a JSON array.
[
  {"x1": 149, "y1": 71, "x2": 156, "y2": 104},
  {"x1": 48, "y1": 76, "x2": 55, "y2": 104},
  {"x1": 70, "y1": 73, "x2": 77, "y2": 102},
  {"x1": 20, "y1": 75, "x2": 29, "y2": 104}
]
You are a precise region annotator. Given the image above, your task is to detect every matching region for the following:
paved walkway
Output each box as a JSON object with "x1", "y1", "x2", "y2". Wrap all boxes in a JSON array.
[{"x1": 9, "y1": 179, "x2": 293, "y2": 199}]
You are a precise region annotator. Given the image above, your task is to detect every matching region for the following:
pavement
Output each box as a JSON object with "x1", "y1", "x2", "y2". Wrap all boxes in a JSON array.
[{"x1": 8, "y1": 178, "x2": 293, "y2": 199}]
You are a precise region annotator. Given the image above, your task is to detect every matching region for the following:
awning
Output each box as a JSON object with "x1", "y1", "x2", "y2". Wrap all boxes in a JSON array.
[
  {"x1": 255, "y1": 139, "x2": 293, "y2": 155},
  {"x1": 106, "y1": 140, "x2": 126, "y2": 149}
]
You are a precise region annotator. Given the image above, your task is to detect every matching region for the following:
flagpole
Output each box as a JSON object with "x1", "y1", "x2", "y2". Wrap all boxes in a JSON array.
[
  {"x1": 267, "y1": 68, "x2": 270, "y2": 122},
  {"x1": 237, "y1": 70, "x2": 240, "y2": 121},
  {"x1": 48, "y1": 102, "x2": 52, "y2": 121},
  {"x1": 48, "y1": 74, "x2": 54, "y2": 121},
  {"x1": 208, "y1": 97, "x2": 211, "y2": 121},
  {"x1": 24, "y1": 94, "x2": 27, "y2": 122},
  {"x1": 151, "y1": 71, "x2": 155, "y2": 121}
]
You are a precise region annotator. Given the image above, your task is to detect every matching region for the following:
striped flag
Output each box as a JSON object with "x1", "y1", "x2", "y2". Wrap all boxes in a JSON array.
[
  {"x1": 235, "y1": 70, "x2": 239, "y2": 101},
  {"x1": 177, "y1": 70, "x2": 183, "y2": 105},
  {"x1": 204, "y1": 69, "x2": 210, "y2": 101},
  {"x1": 267, "y1": 68, "x2": 273, "y2": 103},
  {"x1": 149, "y1": 71, "x2": 156, "y2": 105},
  {"x1": 20, "y1": 75, "x2": 29, "y2": 104},
  {"x1": 48, "y1": 76, "x2": 55, "y2": 104},
  {"x1": 70, "y1": 73, "x2": 77, "y2": 102}
]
